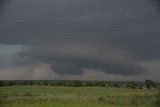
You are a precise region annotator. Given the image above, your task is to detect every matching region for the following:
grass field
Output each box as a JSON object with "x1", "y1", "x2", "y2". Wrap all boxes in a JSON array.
[{"x1": 0, "y1": 86, "x2": 159, "y2": 107}]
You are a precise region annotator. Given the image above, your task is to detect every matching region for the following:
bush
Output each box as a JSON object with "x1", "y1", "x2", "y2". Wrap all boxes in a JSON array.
[
  {"x1": 98, "y1": 96, "x2": 105, "y2": 102},
  {"x1": 155, "y1": 89, "x2": 160, "y2": 105},
  {"x1": 22, "y1": 92, "x2": 35, "y2": 97}
]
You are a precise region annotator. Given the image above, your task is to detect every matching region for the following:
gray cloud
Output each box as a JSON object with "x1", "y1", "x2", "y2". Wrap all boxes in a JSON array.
[
  {"x1": 20, "y1": 55, "x2": 145, "y2": 76},
  {"x1": 17, "y1": 40, "x2": 146, "y2": 76},
  {"x1": 0, "y1": 0, "x2": 6, "y2": 15},
  {"x1": 0, "y1": 0, "x2": 160, "y2": 80},
  {"x1": 0, "y1": 0, "x2": 11, "y2": 17}
]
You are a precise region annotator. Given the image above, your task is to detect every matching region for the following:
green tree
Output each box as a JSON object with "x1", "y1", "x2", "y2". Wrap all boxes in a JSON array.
[
  {"x1": 72, "y1": 80, "x2": 83, "y2": 87},
  {"x1": 0, "y1": 81, "x2": 4, "y2": 87},
  {"x1": 145, "y1": 79, "x2": 157, "y2": 89},
  {"x1": 126, "y1": 81, "x2": 138, "y2": 89}
]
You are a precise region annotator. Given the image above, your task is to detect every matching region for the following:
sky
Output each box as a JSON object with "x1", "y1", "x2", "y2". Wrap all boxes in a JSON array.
[{"x1": 0, "y1": 0, "x2": 160, "y2": 81}]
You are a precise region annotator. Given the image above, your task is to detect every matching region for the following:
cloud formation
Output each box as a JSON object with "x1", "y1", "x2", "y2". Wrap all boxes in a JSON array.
[{"x1": 0, "y1": 0, "x2": 160, "y2": 81}]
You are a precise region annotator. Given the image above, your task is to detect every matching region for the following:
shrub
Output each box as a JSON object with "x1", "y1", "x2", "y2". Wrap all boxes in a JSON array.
[{"x1": 98, "y1": 96, "x2": 105, "y2": 102}]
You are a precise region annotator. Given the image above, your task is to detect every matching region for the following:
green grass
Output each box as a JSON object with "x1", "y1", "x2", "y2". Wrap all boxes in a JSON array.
[{"x1": 0, "y1": 86, "x2": 159, "y2": 107}]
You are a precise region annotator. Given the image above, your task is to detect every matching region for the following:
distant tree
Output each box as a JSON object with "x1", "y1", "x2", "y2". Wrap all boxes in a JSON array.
[
  {"x1": 108, "y1": 82, "x2": 119, "y2": 88},
  {"x1": 72, "y1": 80, "x2": 83, "y2": 87},
  {"x1": 113, "y1": 82, "x2": 120, "y2": 88},
  {"x1": 99, "y1": 82, "x2": 106, "y2": 87},
  {"x1": 126, "y1": 81, "x2": 138, "y2": 89},
  {"x1": 145, "y1": 79, "x2": 157, "y2": 89},
  {"x1": 94, "y1": 81, "x2": 105, "y2": 87},
  {"x1": 85, "y1": 81, "x2": 94, "y2": 86},
  {"x1": 0, "y1": 81, "x2": 4, "y2": 87},
  {"x1": 7, "y1": 81, "x2": 14, "y2": 86}
]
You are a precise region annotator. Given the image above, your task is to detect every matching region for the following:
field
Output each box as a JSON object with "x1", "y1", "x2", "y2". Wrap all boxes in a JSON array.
[{"x1": 0, "y1": 86, "x2": 159, "y2": 107}]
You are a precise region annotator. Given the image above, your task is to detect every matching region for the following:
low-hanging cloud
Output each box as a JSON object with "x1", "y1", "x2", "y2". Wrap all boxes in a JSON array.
[{"x1": 17, "y1": 39, "x2": 146, "y2": 76}]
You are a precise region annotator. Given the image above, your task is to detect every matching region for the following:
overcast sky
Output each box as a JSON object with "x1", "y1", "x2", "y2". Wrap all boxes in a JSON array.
[{"x1": 0, "y1": 0, "x2": 160, "y2": 81}]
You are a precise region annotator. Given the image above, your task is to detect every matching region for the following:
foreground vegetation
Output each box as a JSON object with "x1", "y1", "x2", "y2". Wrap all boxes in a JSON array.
[{"x1": 0, "y1": 85, "x2": 160, "y2": 107}]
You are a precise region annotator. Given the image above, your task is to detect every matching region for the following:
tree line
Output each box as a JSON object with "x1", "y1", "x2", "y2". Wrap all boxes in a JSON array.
[{"x1": 0, "y1": 80, "x2": 159, "y2": 89}]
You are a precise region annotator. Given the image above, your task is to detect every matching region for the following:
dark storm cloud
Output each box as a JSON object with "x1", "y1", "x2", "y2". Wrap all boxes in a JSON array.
[
  {"x1": 18, "y1": 50, "x2": 145, "y2": 76},
  {"x1": 4, "y1": 34, "x2": 160, "y2": 63},
  {"x1": 0, "y1": 0, "x2": 158, "y2": 18},
  {"x1": 45, "y1": 58, "x2": 146, "y2": 76},
  {"x1": 0, "y1": 0, "x2": 160, "y2": 77},
  {"x1": 0, "y1": 0, "x2": 6, "y2": 14},
  {"x1": 155, "y1": 0, "x2": 160, "y2": 6},
  {"x1": 0, "y1": 0, "x2": 10, "y2": 16}
]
